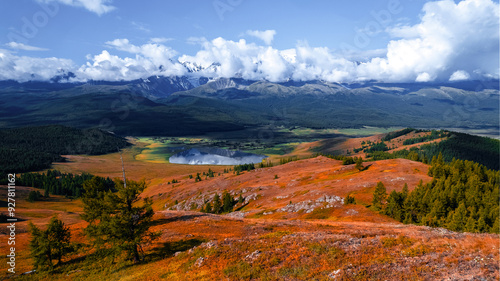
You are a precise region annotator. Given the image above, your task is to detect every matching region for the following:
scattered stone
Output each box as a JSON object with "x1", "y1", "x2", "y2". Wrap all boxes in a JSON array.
[
  {"x1": 278, "y1": 195, "x2": 344, "y2": 213},
  {"x1": 245, "y1": 250, "x2": 261, "y2": 261},
  {"x1": 195, "y1": 257, "x2": 205, "y2": 267},
  {"x1": 200, "y1": 241, "x2": 217, "y2": 249},
  {"x1": 328, "y1": 269, "x2": 341, "y2": 280}
]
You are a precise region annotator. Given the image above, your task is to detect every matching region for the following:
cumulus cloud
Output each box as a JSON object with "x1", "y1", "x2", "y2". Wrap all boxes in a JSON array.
[
  {"x1": 77, "y1": 39, "x2": 185, "y2": 81},
  {"x1": 449, "y1": 70, "x2": 471, "y2": 81},
  {"x1": 361, "y1": 0, "x2": 499, "y2": 82},
  {"x1": 0, "y1": 49, "x2": 74, "y2": 81},
  {"x1": 36, "y1": 0, "x2": 115, "y2": 16},
  {"x1": 5, "y1": 42, "x2": 48, "y2": 51},
  {"x1": 2, "y1": 0, "x2": 498, "y2": 83},
  {"x1": 246, "y1": 30, "x2": 276, "y2": 45}
]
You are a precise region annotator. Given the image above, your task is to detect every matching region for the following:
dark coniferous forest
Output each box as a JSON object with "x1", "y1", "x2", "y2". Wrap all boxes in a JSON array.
[{"x1": 0, "y1": 125, "x2": 130, "y2": 175}]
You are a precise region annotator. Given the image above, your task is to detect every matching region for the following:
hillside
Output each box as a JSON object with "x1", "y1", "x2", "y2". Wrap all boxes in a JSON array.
[
  {"x1": 0, "y1": 156, "x2": 498, "y2": 280},
  {"x1": 295, "y1": 128, "x2": 500, "y2": 170},
  {"x1": 0, "y1": 125, "x2": 130, "y2": 176},
  {"x1": 0, "y1": 128, "x2": 498, "y2": 280},
  {"x1": 145, "y1": 157, "x2": 431, "y2": 221}
]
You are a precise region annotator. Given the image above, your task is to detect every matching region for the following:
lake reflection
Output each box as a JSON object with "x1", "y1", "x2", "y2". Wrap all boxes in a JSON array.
[{"x1": 169, "y1": 147, "x2": 267, "y2": 165}]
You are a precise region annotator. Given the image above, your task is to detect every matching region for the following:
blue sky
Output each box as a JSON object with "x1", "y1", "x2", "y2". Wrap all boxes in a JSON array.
[{"x1": 0, "y1": 0, "x2": 498, "y2": 82}]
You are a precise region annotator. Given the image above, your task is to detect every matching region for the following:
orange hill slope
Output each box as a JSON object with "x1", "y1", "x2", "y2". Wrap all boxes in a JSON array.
[
  {"x1": 292, "y1": 129, "x2": 446, "y2": 158},
  {"x1": 145, "y1": 156, "x2": 431, "y2": 221}
]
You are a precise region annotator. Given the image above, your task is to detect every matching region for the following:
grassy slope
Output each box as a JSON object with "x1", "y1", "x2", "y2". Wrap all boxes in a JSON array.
[
  {"x1": 1, "y1": 180, "x2": 498, "y2": 280},
  {"x1": 2, "y1": 132, "x2": 498, "y2": 280}
]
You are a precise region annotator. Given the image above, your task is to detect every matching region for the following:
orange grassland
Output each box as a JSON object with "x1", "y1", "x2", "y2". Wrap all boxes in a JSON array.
[{"x1": 0, "y1": 134, "x2": 498, "y2": 280}]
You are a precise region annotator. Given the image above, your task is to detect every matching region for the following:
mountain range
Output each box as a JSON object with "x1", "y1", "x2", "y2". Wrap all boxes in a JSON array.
[{"x1": 0, "y1": 76, "x2": 498, "y2": 136}]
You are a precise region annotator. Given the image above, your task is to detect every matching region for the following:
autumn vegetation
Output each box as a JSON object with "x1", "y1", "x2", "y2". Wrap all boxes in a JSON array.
[{"x1": 0, "y1": 128, "x2": 498, "y2": 280}]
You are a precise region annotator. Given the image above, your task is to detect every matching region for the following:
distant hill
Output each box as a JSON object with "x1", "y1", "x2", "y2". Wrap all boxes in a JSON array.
[
  {"x1": 0, "y1": 125, "x2": 130, "y2": 175},
  {"x1": 303, "y1": 128, "x2": 500, "y2": 170},
  {"x1": 0, "y1": 77, "x2": 498, "y2": 136}
]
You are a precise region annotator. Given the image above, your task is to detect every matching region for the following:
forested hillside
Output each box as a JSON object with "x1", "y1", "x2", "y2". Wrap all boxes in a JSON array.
[
  {"x1": 369, "y1": 130, "x2": 500, "y2": 170},
  {"x1": 383, "y1": 155, "x2": 499, "y2": 233},
  {"x1": 0, "y1": 125, "x2": 130, "y2": 175},
  {"x1": 16, "y1": 170, "x2": 115, "y2": 198}
]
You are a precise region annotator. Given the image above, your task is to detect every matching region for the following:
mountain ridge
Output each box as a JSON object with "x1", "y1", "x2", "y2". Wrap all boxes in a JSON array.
[{"x1": 0, "y1": 77, "x2": 498, "y2": 136}]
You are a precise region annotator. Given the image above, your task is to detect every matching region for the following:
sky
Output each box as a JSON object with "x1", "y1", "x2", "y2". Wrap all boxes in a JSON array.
[{"x1": 0, "y1": 0, "x2": 498, "y2": 83}]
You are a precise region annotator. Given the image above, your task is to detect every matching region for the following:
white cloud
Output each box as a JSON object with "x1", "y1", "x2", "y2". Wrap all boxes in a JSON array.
[
  {"x1": 36, "y1": 0, "x2": 115, "y2": 16},
  {"x1": 5, "y1": 42, "x2": 48, "y2": 51},
  {"x1": 149, "y1": 37, "x2": 173, "y2": 44},
  {"x1": 363, "y1": 0, "x2": 499, "y2": 82},
  {"x1": 449, "y1": 70, "x2": 471, "y2": 81},
  {"x1": 415, "y1": 72, "x2": 433, "y2": 82},
  {"x1": 246, "y1": 30, "x2": 276, "y2": 45},
  {"x1": 78, "y1": 39, "x2": 185, "y2": 81},
  {"x1": 178, "y1": 38, "x2": 355, "y2": 82},
  {"x1": 2, "y1": 0, "x2": 499, "y2": 83},
  {"x1": 0, "y1": 49, "x2": 74, "y2": 81}
]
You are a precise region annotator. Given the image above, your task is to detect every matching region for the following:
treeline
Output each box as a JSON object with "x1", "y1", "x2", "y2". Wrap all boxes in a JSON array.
[
  {"x1": 382, "y1": 128, "x2": 415, "y2": 141},
  {"x1": 0, "y1": 125, "x2": 130, "y2": 175},
  {"x1": 403, "y1": 130, "x2": 449, "y2": 145},
  {"x1": 233, "y1": 163, "x2": 255, "y2": 174},
  {"x1": 17, "y1": 170, "x2": 115, "y2": 198},
  {"x1": 363, "y1": 141, "x2": 389, "y2": 153},
  {"x1": 381, "y1": 155, "x2": 499, "y2": 233},
  {"x1": 366, "y1": 131, "x2": 499, "y2": 171}
]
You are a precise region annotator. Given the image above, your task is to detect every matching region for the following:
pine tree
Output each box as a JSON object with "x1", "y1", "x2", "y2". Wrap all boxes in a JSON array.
[
  {"x1": 355, "y1": 157, "x2": 364, "y2": 171},
  {"x1": 403, "y1": 213, "x2": 413, "y2": 224},
  {"x1": 402, "y1": 183, "x2": 409, "y2": 199},
  {"x1": 447, "y1": 203, "x2": 467, "y2": 232},
  {"x1": 205, "y1": 202, "x2": 213, "y2": 213},
  {"x1": 345, "y1": 195, "x2": 356, "y2": 205},
  {"x1": 195, "y1": 173, "x2": 202, "y2": 182},
  {"x1": 385, "y1": 191, "x2": 402, "y2": 220},
  {"x1": 81, "y1": 177, "x2": 157, "y2": 263},
  {"x1": 238, "y1": 194, "x2": 244, "y2": 204},
  {"x1": 491, "y1": 217, "x2": 500, "y2": 234},
  {"x1": 28, "y1": 216, "x2": 72, "y2": 271},
  {"x1": 372, "y1": 182, "x2": 387, "y2": 211},
  {"x1": 212, "y1": 193, "x2": 222, "y2": 214},
  {"x1": 222, "y1": 191, "x2": 234, "y2": 213},
  {"x1": 464, "y1": 216, "x2": 477, "y2": 233}
]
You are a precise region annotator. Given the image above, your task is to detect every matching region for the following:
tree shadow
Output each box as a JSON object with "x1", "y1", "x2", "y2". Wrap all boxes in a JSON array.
[
  {"x1": 149, "y1": 238, "x2": 206, "y2": 261},
  {"x1": 150, "y1": 214, "x2": 207, "y2": 227},
  {"x1": 359, "y1": 164, "x2": 373, "y2": 172}
]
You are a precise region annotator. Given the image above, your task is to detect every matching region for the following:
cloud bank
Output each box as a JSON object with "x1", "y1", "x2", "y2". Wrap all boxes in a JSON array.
[
  {"x1": 1, "y1": 0, "x2": 498, "y2": 83},
  {"x1": 0, "y1": 49, "x2": 75, "y2": 81}
]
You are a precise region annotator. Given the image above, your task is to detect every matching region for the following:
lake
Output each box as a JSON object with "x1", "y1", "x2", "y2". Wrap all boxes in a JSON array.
[{"x1": 169, "y1": 147, "x2": 267, "y2": 165}]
